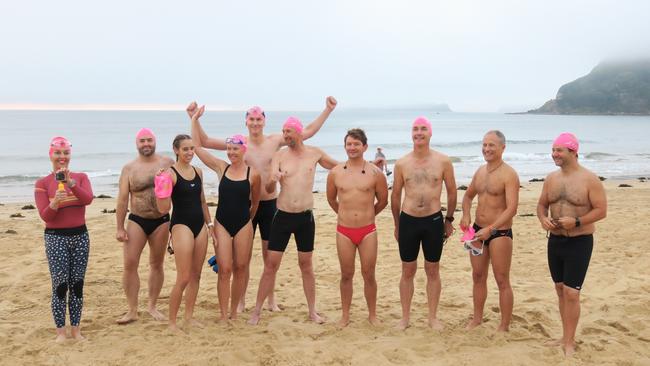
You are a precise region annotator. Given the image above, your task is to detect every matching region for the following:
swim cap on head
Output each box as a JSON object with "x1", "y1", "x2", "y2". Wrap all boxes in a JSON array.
[
  {"x1": 553, "y1": 132, "x2": 579, "y2": 153},
  {"x1": 412, "y1": 116, "x2": 432, "y2": 135},
  {"x1": 246, "y1": 106, "x2": 265, "y2": 119},
  {"x1": 49, "y1": 136, "x2": 71, "y2": 157},
  {"x1": 226, "y1": 134, "x2": 248, "y2": 152},
  {"x1": 136, "y1": 128, "x2": 156, "y2": 141},
  {"x1": 283, "y1": 116, "x2": 303, "y2": 134}
]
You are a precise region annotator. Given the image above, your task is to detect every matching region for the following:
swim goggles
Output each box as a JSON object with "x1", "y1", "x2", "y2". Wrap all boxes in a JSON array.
[
  {"x1": 463, "y1": 239, "x2": 484, "y2": 256},
  {"x1": 225, "y1": 137, "x2": 245, "y2": 145}
]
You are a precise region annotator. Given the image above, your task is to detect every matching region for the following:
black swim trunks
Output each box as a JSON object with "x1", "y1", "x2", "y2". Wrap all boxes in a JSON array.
[
  {"x1": 267, "y1": 209, "x2": 315, "y2": 253},
  {"x1": 472, "y1": 223, "x2": 513, "y2": 246},
  {"x1": 128, "y1": 213, "x2": 170, "y2": 236},
  {"x1": 252, "y1": 198, "x2": 277, "y2": 241},
  {"x1": 547, "y1": 233, "x2": 593, "y2": 291},
  {"x1": 398, "y1": 211, "x2": 445, "y2": 263}
]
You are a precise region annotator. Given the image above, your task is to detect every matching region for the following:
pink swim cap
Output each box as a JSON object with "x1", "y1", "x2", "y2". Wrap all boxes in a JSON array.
[
  {"x1": 226, "y1": 134, "x2": 248, "y2": 152},
  {"x1": 246, "y1": 106, "x2": 265, "y2": 119},
  {"x1": 49, "y1": 136, "x2": 72, "y2": 157},
  {"x1": 136, "y1": 128, "x2": 156, "y2": 141},
  {"x1": 283, "y1": 116, "x2": 304, "y2": 134},
  {"x1": 412, "y1": 116, "x2": 432, "y2": 135},
  {"x1": 553, "y1": 132, "x2": 579, "y2": 152}
]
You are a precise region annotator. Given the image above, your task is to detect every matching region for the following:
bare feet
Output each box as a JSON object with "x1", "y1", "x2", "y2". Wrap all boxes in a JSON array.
[
  {"x1": 563, "y1": 342, "x2": 576, "y2": 357},
  {"x1": 184, "y1": 318, "x2": 205, "y2": 329},
  {"x1": 54, "y1": 329, "x2": 67, "y2": 343},
  {"x1": 237, "y1": 300, "x2": 246, "y2": 314},
  {"x1": 167, "y1": 324, "x2": 184, "y2": 334},
  {"x1": 309, "y1": 312, "x2": 326, "y2": 324},
  {"x1": 466, "y1": 318, "x2": 482, "y2": 330},
  {"x1": 428, "y1": 318, "x2": 444, "y2": 330},
  {"x1": 396, "y1": 318, "x2": 410, "y2": 330},
  {"x1": 544, "y1": 338, "x2": 564, "y2": 347},
  {"x1": 496, "y1": 324, "x2": 509, "y2": 332},
  {"x1": 368, "y1": 316, "x2": 381, "y2": 327},
  {"x1": 248, "y1": 312, "x2": 261, "y2": 325},
  {"x1": 147, "y1": 307, "x2": 166, "y2": 321},
  {"x1": 266, "y1": 302, "x2": 282, "y2": 312},
  {"x1": 337, "y1": 316, "x2": 350, "y2": 329},
  {"x1": 116, "y1": 311, "x2": 139, "y2": 325},
  {"x1": 71, "y1": 327, "x2": 86, "y2": 341}
]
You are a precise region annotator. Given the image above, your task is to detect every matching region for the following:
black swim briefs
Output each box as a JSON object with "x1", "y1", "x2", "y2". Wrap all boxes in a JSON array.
[
  {"x1": 128, "y1": 213, "x2": 170, "y2": 236},
  {"x1": 472, "y1": 223, "x2": 513, "y2": 246}
]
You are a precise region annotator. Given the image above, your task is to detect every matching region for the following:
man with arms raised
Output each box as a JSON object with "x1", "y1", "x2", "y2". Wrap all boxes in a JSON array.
[
  {"x1": 460, "y1": 130, "x2": 519, "y2": 332},
  {"x1": 391, "y1": 117, "x2": 457, "y2": 330},
  {"x1": 188, "y1": 97, "x2": 336, "y2": 311},
  {"x1": 537, "y1": 133, "x2": 606, "y2": 357},
  {"x1": 326, "y1": 129, "x2": 388, "y2": 327},
  {"x1": 248, "y1": 117, "x2": 338, "y2": 325},
  {"x1": 115, "y1": 128, "x2": 174, "y2": 323}
]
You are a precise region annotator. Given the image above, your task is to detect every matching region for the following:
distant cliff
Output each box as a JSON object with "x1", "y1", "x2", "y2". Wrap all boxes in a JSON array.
[{"x1": 528, "y1": 60, "x2": 650, "y2": 115}]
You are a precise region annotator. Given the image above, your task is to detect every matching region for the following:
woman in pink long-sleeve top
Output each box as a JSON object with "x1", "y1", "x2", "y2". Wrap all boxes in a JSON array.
[{"x1": 34, "y1": 136, "x2": 93, "y2": 342}]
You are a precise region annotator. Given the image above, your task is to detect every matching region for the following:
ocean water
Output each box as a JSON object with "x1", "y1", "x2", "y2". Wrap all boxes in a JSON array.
[{"x1": 2, "y1": 109, "x2": 649, "y2": 202}]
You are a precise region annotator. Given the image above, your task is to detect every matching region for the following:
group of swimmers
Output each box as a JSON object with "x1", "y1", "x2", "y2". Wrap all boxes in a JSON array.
[{"x1": 35, "y1": 96, "x2": 607, "y2": 357}]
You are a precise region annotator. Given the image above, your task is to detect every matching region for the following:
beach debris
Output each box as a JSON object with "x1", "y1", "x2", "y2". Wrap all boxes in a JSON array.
[
  {"x1": 96, "y1": 194, "x2": 112, "y2": 199},
  {"x1": 312, "y1": 190, "x2": 319, "y2": 193},
  {"x1": 519, "y1": 213, "x2": 535, "y2": 217},
  {"x1": 598, "y1": 176, "x2": 607, "y2": 181},
  {"x1": 10, "y1": 213, "x2": 24, "y2": 218},
  {"x1": 5, "y1": 229, "x2": 17, "y2": 234},
  {"x1": 441, "y1": 207, "x2": 447, "y2": 212},
  {"x1": 101, "y1": 208, "x2": 116, "y2": 214},
  {"x1": 21, "y1": 204, "x2": 35, "y2": 210},
  {"x1": 618, "y1": 184, "x2": 632, "y2": 188},
  {"x1": 639, "y1": 177, "x2": 647, "y2": 182},
  {"x1": 458, "y1": 185, "x2": 468, "y2": 191},
  {"x1": 529, "y1": 178, "x2": 545, "y2": 182},
  {"x1": 206, "y1": 202, "x2": 218, "y2": 207}
]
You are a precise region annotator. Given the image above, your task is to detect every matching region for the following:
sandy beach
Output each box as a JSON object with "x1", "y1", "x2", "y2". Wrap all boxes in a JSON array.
[{"x1": 1, "y1": 180, "x2": 649, "y2": 365}]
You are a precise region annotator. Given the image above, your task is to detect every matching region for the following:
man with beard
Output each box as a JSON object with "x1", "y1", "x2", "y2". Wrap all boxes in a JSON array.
[
  {"x1": 537, "y1": 133, "x2": 606, "y2": 356},
  {"x1": 115, "y1": 128, "x2": 174, "y2": 324},
  {"x1": 248, "y1": 117, "x2": 338, "y2": 325},
  {"x1": 326, "y1": 128, "x2": 388, "y2": 327}
]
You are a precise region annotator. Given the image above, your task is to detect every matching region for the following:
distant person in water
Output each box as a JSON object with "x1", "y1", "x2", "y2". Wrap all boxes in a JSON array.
[{"x1": 373, "y1": 147, "x2": 391, "y2": 176}]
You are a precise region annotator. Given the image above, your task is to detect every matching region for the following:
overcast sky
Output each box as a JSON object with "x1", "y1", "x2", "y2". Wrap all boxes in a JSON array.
[{"x1": 1, "y1": 0, "x2": 649, "y2": 112}]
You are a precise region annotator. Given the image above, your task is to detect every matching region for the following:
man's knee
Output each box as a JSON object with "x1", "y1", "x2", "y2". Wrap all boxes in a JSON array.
[
  {"x1": 401, "y1": 263, "x2": 417, "y2": 279},
  {"x1": 341, "y1": 268, "x2": 355, "y2": 283},
  {"x1": 218, "y1": 264, "x2": 233, "y2": 278},
  {"x1": 361, "y1": 267, "x2": 376, "y2": 282},
  {"x1": 494, "y1": 272, "x2": 511, "y2": 291},
  {"x1": 472, "y1": 270, "x2": 488, "y2": 284},
  {"x1": 299, "y1": 260, "x2": 314, "y2": 275},
  {"x1": 563, "y1": 287, "x2": 580, "y2": 303}
]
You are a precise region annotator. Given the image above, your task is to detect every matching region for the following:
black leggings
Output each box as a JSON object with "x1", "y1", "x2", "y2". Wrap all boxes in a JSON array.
[{"x1": 44, "y1": 227, "x2": 89, "y2": 328}]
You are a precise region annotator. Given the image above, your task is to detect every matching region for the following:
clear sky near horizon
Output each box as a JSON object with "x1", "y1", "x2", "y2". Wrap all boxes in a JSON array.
[{"x1": 1, "y1": 0, "x2": 649, "y2": 112}]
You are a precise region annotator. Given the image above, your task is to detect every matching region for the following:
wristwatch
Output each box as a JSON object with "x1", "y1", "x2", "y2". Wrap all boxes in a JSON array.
[
  {"x1": 445, "y1": 216, "x2": 454, "y2": 222},
  {"x1": 575, "y1": 217, "x2": 581, "y2": 227},
  {"x1": 207, "y1": 222, "x2": 214, "y2": 228},
  {"x1": 67, "y1": 179, "x2": 77, "y2": 188}
]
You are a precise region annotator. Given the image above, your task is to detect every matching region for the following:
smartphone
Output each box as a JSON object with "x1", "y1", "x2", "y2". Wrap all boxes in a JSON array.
[{"x1": 55, "y1": 171, "x2": 66, "y2": 181}]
